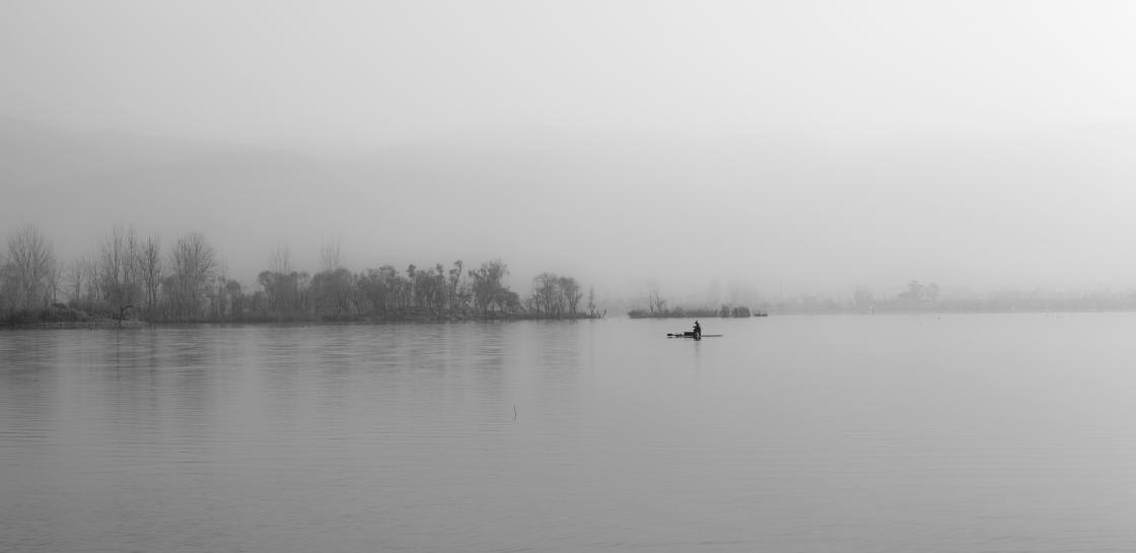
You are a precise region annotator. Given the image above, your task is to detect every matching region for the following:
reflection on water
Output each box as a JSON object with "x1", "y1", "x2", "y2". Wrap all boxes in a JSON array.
[{"x1": 3, "y1": 315, "x2": 1136, "y2": 552}]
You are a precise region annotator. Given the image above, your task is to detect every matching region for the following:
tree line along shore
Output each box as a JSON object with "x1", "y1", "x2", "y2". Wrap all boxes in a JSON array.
[{"x1": 0, "y1": 225, "x2": 603, "y2": 327}]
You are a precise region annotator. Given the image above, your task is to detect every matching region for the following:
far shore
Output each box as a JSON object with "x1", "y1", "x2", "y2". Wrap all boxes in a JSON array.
[
  {"x1": 2, "y1": 312, "x2": 603, "y2": 330},
  {"x1": 11, "y1": 308, "x2": 1136, "y2": 331}
]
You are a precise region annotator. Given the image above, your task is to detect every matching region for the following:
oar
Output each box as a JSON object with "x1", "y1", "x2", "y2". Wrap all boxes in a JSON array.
[{"x1": 666, "y1": 333, "x2": 723, "y2": 337}]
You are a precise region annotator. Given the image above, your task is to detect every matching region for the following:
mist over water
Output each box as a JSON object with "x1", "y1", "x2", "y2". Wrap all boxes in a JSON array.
[
  {"x1": 5, "y1": 2, "x2": 1136, "y2": 551},
  {"x1": 4, "y1": 315, "x2": 1136, "y2": 552}
]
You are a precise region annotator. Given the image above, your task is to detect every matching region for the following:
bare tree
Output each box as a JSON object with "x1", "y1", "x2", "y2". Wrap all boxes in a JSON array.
[
  {"x1": 66, "y1": 259, "x2": 85, "y2": 304},
  {"x1": 320, "y1": 239, "x2": 342, "y2": 272},
  {"x1": 5, "y1": 225, "x2": 56, "y2": 310},
  {"x1": 0, "y1": 250, "x2": 9, "y2": 312},
  {"x1": 470, "y1": 260, "x2": 511, "y2": 315},
  {"x1": 100, "y1": 226, "x2": 142, "y2": 314},
  {"x1": 269, "y1": 246, "x2": 293, "y2": 274},
  {"x1": 47, "y1": 262, "x2": 62, "y2": 305},
  {"x1": 560, "y1": 276, "x2": 582, "y2": 315},
  {"x1": 82, "y1": 257, "x2": 101, "y2": 305},
  {"x1": 531, "y1": 273, "x2": 561, "y2": 315},
  {"x1": 169, "y1": 233, "x2": 217, "y2": 320},
  {"x1": 65, "y1": 256, "x2": 101, "y2": 307},
  {"x1": 447, "y1": 260, "x2": 464, "y2": 312},
  {"x1": 140, "y1": 235, "x2": 162, "y2": 316},
  {"x1": 125, "y1": 228, "x2": 141, "y2": 307}
]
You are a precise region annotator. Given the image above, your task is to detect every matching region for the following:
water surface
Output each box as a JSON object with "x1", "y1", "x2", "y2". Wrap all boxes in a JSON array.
[{"x1": 3, "y1": 315, "x2": 1136, "y2": 552}]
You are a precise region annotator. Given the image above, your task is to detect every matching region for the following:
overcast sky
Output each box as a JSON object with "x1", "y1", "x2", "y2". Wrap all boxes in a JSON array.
[{"x1": 3, "y1": 1, "x2": 1136, "y2": 300}]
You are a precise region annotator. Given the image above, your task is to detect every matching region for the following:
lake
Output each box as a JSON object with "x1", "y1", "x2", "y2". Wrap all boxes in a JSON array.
[{"x1": 3, "y1": 314, "x2": 1136, "y2": 552}]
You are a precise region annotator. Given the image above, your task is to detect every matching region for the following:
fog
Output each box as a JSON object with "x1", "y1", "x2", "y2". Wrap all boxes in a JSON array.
[{"x1": 4, "y1": 1, "x2": 1136, "y2": 303}]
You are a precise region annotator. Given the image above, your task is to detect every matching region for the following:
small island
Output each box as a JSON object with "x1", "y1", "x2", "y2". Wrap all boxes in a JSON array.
[
  {"x1": 627, "y1": 306, "x2": 764, "y2": 319},
  {"x1": 626, "y1": 290, "x2": 765, "y2": 319}
]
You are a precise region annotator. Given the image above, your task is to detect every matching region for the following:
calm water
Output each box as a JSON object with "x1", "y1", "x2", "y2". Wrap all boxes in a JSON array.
[{"x1": 3, "y1": 314, "x2": 1136, "y2": 552}]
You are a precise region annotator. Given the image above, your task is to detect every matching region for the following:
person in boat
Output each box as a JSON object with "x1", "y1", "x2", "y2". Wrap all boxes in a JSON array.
[{"x1": 693, "y1": 320, "x2": 702, "y2": 339}]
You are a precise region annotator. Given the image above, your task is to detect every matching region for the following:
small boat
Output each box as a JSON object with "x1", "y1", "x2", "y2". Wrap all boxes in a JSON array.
[{"x1": 666, "y1": 332, "x2": 723, "y2": 339}]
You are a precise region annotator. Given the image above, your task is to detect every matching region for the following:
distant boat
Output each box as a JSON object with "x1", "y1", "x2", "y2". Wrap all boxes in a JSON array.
[{"x1": 666, "y1": 332, "x2": 723, "y2": 339}]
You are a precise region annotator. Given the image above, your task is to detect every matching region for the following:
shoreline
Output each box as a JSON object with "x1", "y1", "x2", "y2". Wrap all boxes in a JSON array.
[
  {"x1": 2, "y1": 314, "x2": 603, "y2": 330},
  {"x1": 9, "y1": 309, "x2": 1136, "y2": 331}
]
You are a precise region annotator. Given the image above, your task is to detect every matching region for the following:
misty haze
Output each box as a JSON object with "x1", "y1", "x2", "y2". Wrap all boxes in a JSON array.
[{"x1": 5, "y1": 1, "x2": 1136, "y2": 552}]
